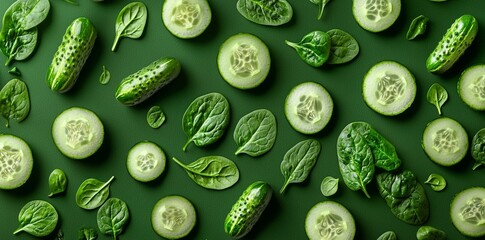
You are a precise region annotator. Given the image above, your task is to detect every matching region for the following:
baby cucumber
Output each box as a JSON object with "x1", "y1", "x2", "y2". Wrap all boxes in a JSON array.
[
  {"x1": 224, "y1": 181, "x2": 272, "y2": 239},
  {"x1": 46, "y1": 17, "x2": 97, "y2": 93},
  {"x1": 426, "y1": 15, "x2": 478, "y2": 74},
  {"x1": 115, "y1": 57, "x2": 181, "y2": 106}
]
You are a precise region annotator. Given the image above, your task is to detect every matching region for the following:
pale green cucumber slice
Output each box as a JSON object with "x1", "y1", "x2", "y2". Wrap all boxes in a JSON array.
[
  {"x1": 162, "y1": 0, "x2": 212, "y2": 39},
  {"x1": 126, "y1": 141, "x2": 166, "y2": 182},
  {"x1": 0, "y1": 134, "x2": 33, "y2": 190},
  {"x1": 151, "y1": 195, "x2": 197, "y2": 239},
  {"x1": 52, "y1": 107, "x2": 104, "y2": 160},
  {"x1": 458, "y1": 64, "x2": 485, "y2": 111},
  {"x1": 217, "y1": 33, "x2": 271, "y2": 89},
  {"x1": 305, "y1": 201, "x2": 356, "y2": 240},
  {"x1": 362, "y1": 61, "x2": 416, "y2": 116},
  {"x1": 285, "y1": 82, "x2": 333, "y2": 134},
  {"x1": 450, "y1": 187, "x2": 485, "y2": 237},
  {"x1": 422, "y1": 117, "x2": 468, "y2": 166},
  {"x1": 352, "y1": 0, "x2": 401, "y2": 32}
]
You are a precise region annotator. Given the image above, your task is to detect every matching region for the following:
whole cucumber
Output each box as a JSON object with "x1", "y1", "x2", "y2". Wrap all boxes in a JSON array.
[
  {"x1": 115, "y1": 57, "x2": 181, "y2": 106},
  {"x1": 426, "y1": 15, "x2": 478, "y2": 74},
  {"x1": 224, "y1": 181, "x2": 272, "y2": 239},
  {"x1": 46, "y1": 17, "x2": 97, "y2": 92}
]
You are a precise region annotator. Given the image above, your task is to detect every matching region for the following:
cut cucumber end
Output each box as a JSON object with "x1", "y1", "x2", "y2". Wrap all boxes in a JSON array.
[
  {"x1": 217, "y1": 33, "x2": 271, "y2": 90},
  {"x1": 362, "y1": 61, "x2": 416, "y2": 116},
  {"x1": 162, "y1": 0, "x2": 212, "y2": 39},
  {"x1": 422, "y1": 117, "x2": 468, "y2": 166},
  {"x1": 458, "y1": 64, "x2": 485, "y2": 111},
  {"x1": 126, "y1": 141, "x2": 166, "y2": 182},
  {"x1": 52, "y1": 107, "x2": 104, "y2": 160},
  {"x1": 450, "y1": 187, "x2": 485, "y2": 237},
  {"x1": 352, "y1": 0, "x2": 401, "y2": 32},
  {"x1": 305, "y1": 201, "x2": 356, "y2": 240},
  {"x1": 151, "y1": 195, "x2": 197, "y2": 239},
  {"x1": 0, "y1": 134, "x2": 33, "y2": 190},
  {"x1": 285, "y1": 82, "x2": 333, "y2": 134}
]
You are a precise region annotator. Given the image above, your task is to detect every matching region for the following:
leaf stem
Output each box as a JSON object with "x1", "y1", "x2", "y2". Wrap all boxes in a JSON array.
[
  {"x1": 111, "y1": 35, "x2": 120, "y2": 52},
  {"x1": 182, "y1": 139, "x2": 192, "y2": 152}
]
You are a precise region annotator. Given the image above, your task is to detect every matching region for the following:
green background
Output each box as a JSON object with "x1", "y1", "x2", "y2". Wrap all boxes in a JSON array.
[{"x1": 0, "y1": 0, "x2": 484, "y2": 239}]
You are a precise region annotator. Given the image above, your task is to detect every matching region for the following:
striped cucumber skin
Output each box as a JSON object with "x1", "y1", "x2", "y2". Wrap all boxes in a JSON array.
[
  {"x1": 115, "y1": 57, "x2": 181, "y2": 106},
  {"x1": 46, "y1": 17, "x2": 97, "y2": 92},
  {"x1": 426, "y1": 15, "x2": 478, "y2": 74},
  {"x1": 224, "y1": 181, "x2": 272, "y2": 239}
]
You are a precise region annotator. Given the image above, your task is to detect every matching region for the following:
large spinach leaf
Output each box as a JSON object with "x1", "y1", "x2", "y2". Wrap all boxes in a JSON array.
[
  {"x1": 285, "y1": 30, "x2": 331, "y2": 67},
  {"x1": 76, "y1": 176, "x2": 115, "y2": 210},
  {"x1": 172, "y1": 156, "x2": 239, "y2": 190},
  {"x1": 182, "y1": 92, "x2": 230, "y2": 151},
  {"x1": 0, "y1": 78, "x2": 30, "y2": 128},
  {"x1": 236, "y1": 0, "x2": 293, "y2": 26},
  {"x1": 280, "y1": 139, "x2": 321, "y2": 193},
  {"x1": 364, "y1": 127, "x2": 401, "y2": 171},
  {"x1": 13, "y1": 200, "x2": 58, "y2": 237},
  {"x1": 234, "y1": 109, "x2": 277, "y2": 157},
  {"x1": 111, "y1": 2, "x2": 147, "y2": 51},
  {"x1": 377, "y1": 170, "x2": 430, "y2": 225},
  {"x1": 97, "y1": 198, "x2": 129, "y2": 240},
  {"x1": 9, "y1": 0, "x2": 50, "y2": 31}
]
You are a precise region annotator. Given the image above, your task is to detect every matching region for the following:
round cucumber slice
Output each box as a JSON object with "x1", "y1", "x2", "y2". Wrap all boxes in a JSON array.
[
  {"x1": 52, "y1": 107, "x2": 104, "y2": 160},
  {"x1": 217, "y1": 33, "x2": 271, "y2": 89},
  {"x1": 422, "y1": 117, "x2": 468, "y2": 167},
  {"x1": 152, "y1": 195, "x2": 197, "y2": 239},
  {"x1": 353, "y1": 0, "x2": 401, "y2": 32},
  {"x1": 285, "y1": 82, "x2": 333, "y2": 134},
  {"x1": 450, "y1": 187, "x2": 485, "y2": 237},
  {"x1": 162, "y1": 0, "x2": 212, "y2": 39},
  {"x1": 0, "y1": 134, "x2": 33, "y2": 190},
  {"x1": 126, "y1": 141, "x2": 166, "y2": 182},
  {"x1": 458, "y1": 64, "x2": 485, "y2": 111},
  {"x1": 305, "y1": 201, "x2": 356, "y2": 240},
  {"x1": 362, "y1": 61, "x2": 416, "y2": 116}
]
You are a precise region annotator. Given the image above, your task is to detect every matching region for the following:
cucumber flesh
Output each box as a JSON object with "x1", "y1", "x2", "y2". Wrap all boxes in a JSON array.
[
  {"x1": 362, "y1": 61, "x2": 416, "y2": 116},
  {"x1": 162, "y1": 0, "x2": 212, "y2": 39},
  {"x1": 305, "y1": 201, "x2": 356, "y2": 240},
  {"x1": 217, "y1": 33, "x2": 271, "y2": 90},
  {"x1": 459, "y1": 64, "x2": 485, "y2": 111},
  {"x1": 151, "y1": 195, "x2": 196, "y2": 239},
  {"x1": 126, "y1": 141, "x2": 166, "y2": 182},
  {"x1": 52, "y1": 107, "x2": 104, "y2": 160},
  {"x1": 422, "y1": 117, "x2": 468, "y2": 166},
  {"x1": 0, "y1": 134, "x2": 33, "y2": 190},
  {"x1": 450, "y1": 187, "x2": 485, "y2": 237},
  {"x1": 285, "y1": 82, "x2": 333, "y2": 134},
  {"x1": 352, "y1": 0, "x2": 401, "y2": 32}
]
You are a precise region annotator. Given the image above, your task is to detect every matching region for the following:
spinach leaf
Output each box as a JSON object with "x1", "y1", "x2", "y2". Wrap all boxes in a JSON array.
[
  {"x1": 424, "y1": 173, "x2": 446, "y2": 191},
  {"x1": 172, "y1": 156, "x2": 239, "y2": 190},
  {"x1": 426, "y1": 83, "x2": 448, "y2": 115},
  {"x1": 234, "y1": 109, "x2": 277, "y2": 157},
  {"x1": 10, "y1": 0, "x2": 50, "y2": 31},
  {"x1": 79, "y1": 228, "x2": 97, "y2": 240},
  {"x1": 377, "y1": 170, "x2": 430, "y2": 225},
  {"x1": 285, "y1": 30, "x2": 331, "y2": 67},
  {"x1": 8, "y1": 66, "x2": 21, "y2": 76},
  {"x1": 320, "y1": 176, "x2": 339, "y2": 197},
  {"x1": 416, "y1": 225, "x2": 447, "y2": 240},
  {"x1": 406, "y1": 15, "x2": 429, "y2": 40},
  {"x1": 112, "y1": 2, "x2": 147, "y2": 51},
  {"x1": 364, "y1": 127, "x2": 401, "y2": 171},
  {"x1": 146, "y1": 105, "x2": 165, "y2": 129},
  {"x1": 0, "y1": 25, "x2": 38, "y2": 66},
  {"x1": 0, "y1": 78, "x2": 30, "y2": 128},
  {"x1": 236, "y1": 0, "x2": 293, "y2": 26},
  {"x1": 48, "y1": 168, "x2": 67, "y2": 197},
  {"x1": 377, "y1": 231, "x2": 397, "y2": 240},
  {"x1": 337, "y1": 122, "x2": 374, "y2": 198},
  {"x1": 310, "y1": 0, "x2": 331, "y2": 20},
  {"x1": 471, "y1": 128, "x2": 485, "y2": 170},
  {"x1": 326, "y1": 29, "x2": 360, "y2": 64},
  {"x1": 13, "y1": 200, "x2": 58, "y2": 237},
  {"x1": 76, "y1": 176, "x2": 115, "y2": 210},
  {"x1": 97, "y1": 198, "x2": 129, "y2": 240},
  {"x1": 280, "y1": 139, "x2": 321, "y2": 194},
  {"x1": 182, "y1": 92, "x2": 230, "y2": 151},
  {"x1": 98, "y1": 65, "x2": 110, "y2": 85}
]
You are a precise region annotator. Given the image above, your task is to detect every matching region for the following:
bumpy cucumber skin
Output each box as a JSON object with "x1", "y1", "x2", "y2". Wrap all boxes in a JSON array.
[
  {"x1": 224, "y1": 181, "x2": 272, "y2": 239},
  {"x1": 426, "y1": 15, "x2": 478, "y2": 74},
  {"x1": 46, "y1": 17, "x2": 97, "y2": 93},
  {"x1": 115, "y1": 57, "x2": 181, "y2": 106}
]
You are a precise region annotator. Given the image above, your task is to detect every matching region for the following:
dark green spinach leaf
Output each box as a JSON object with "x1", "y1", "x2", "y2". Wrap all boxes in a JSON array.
[
  {"x1": 0, "y1": 78, "x2": 30, "y2": 128},
  {"x1": 234, "y1": 109, "x2": 277, "y2": 157},
  {"x1": 0, "y1": 25, "x2": 37, "y2": 66},
  {"x1": 79, "y1": 228, "x2": 97, "y2": 240},
  {"x1": 416, "y1": 225, "x2": 447, "y2": 240},
  {"x1": 309, "y1": 0, "x2": 331, "y2": 20},
  {"x1": 285, "y1": 31, "x2": 331, "y2": 67},
  {"x1": 48, "y1": 168, "x2": 67, "y2": 197},
  {"x1": 377, "y1": 231, "x2": 397, "y2": 240},
  {"x1": 424, "y1": 173, "x2": 446, "y2": 191},
  {"x1": 236, "y1": 0, "x2": 293, "y2": 26},
  {"x1": 364, "y1": 127, "x2": 401, "y2": 171},
  {"x1": 13, "y1": 200, "x2": 58, "y2": 237},
  {"x1": 471, "y1": 128, "x2": 485, "y2": 170},
  {"x1": 426, "y1": 83, "x2": 448, "y2": 115},
  {"x1": 97, "y1": 198, "x2": 129, "y2": 240},
  {"x1": 326, "y1": 29, "x2": 360, "y2": 64},
  {"x1": 8, "y1": 66, "x2": 21, "y2": 76},
  {"x1": 76, "y1": 176, "x2": 115, "y2": 210},
  {"x1": 112, "y1": 2, "x2": 147, "y2": 51},
  {"x1": 407, "y1": 15, "x2": 429, "y2": 40}
]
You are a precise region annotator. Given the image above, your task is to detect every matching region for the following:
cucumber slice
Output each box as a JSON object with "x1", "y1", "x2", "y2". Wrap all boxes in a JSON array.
[
  {"x1": 285, "y1": 82, "x2": 333, "y2": 134},
  {"x1": 162, "y1": 0, "x2": 212, "y2": 39},
  {"x1": 217, "y1": 33, "x2": 271, "y2": 90},
  {"x1": 362, "y1": 61, "x2": 416, "y2": 116},
  {"x1": 0, "y1": 134, "x2": 33, "y2": 190},
  {"x1": 305, "y1": 201, "x2": 356, "y2": 240},
  {"x1": 422, "y1": 117, "x2": 468, "y2": 166},
  {"x1": 450, "y1": 187, "x2": 485, "y2": 237},
  {"x1": 353, "y1": 0, "x2": 401, "y2": 32},
  {"x1": 458, "y1": 64, "x2": 485, "y2": 111},
  {"x1": 126, "y1": 141, "x2": 166, "y2": 182},
  {"x1": 52, "y1": 107, "x2": 104, "y2": 160},
  {"x1": 151, "y1": 195, "x2": 197, "y2": 239}
]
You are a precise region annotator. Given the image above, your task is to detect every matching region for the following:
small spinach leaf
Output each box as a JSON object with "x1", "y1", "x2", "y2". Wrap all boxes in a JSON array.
[
  {"x1": 8, "y1": 66, "x2": 21, "y2": 76},
  {"x1": 236, "y1": 0, "x2": 293, "y2": 26},
  {"x1": 377, "y1": 231, "x2": 397, "y2": 240},
  {"x1": 471, "y1": 128, "x2": 485, "y2": 170},
  {"x1": 13, "y1": 200, "x2": 58, "y2": 237},
  {"x1": 406, "y1": 15, "x2": 429, "y2": 40},
  {"x1": 320, "y1": 176, "x2": 339, "y2": 197},
  {"x1": 426, "y1": 83, "x2": 448, "y2": 115},
  {"x1": 48, "y1": 168, "x2": 67, "y2": 197},
  {"x1": 112, "y1": 2, "x2": 147, "y2": 51},
  {"x1": 310, "y1": 0, "x2": 331, "y2": 20},
  {"x1": 326, "y1": 29, "x2": 360, "y2": 64},
  {"x1": 416, "y1": 225, "x2": 447, "y2": 240},
  {"x1": 79, "y1": 228, "x2": 97, "y2": 240},
  {"x1": 98, "y1": 65, "x2": 110, "y2": 85},
  {"x1": 286, "y1": 30, "x2": 331, "y2": 67},
  {"x1": 76, "y1": 176, "x2": 115, "y2": 210},
  {"x1": 234, "y1": 109, "x2": 277, "y2": 157},
  {"x1": 172, "y1": 156, "x2": 239, "y2": 190},
  {"x1": 97, "y1": 198, "x2": 129, "y2": 240},
  {"x1": 424, "y1": 173, "x2": 446, "y2": 191},
  {"x1": 146, "y1": 105, "x2": 165, "y2": 129},
  {"x1": 0, "y1": 78, "x2": 30, "y2": 128}
]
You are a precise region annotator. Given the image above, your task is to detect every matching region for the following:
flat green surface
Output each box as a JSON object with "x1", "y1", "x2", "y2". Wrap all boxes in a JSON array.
[{"x1": 0, "y1": 0, "x2": 484, "y2": 239}]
